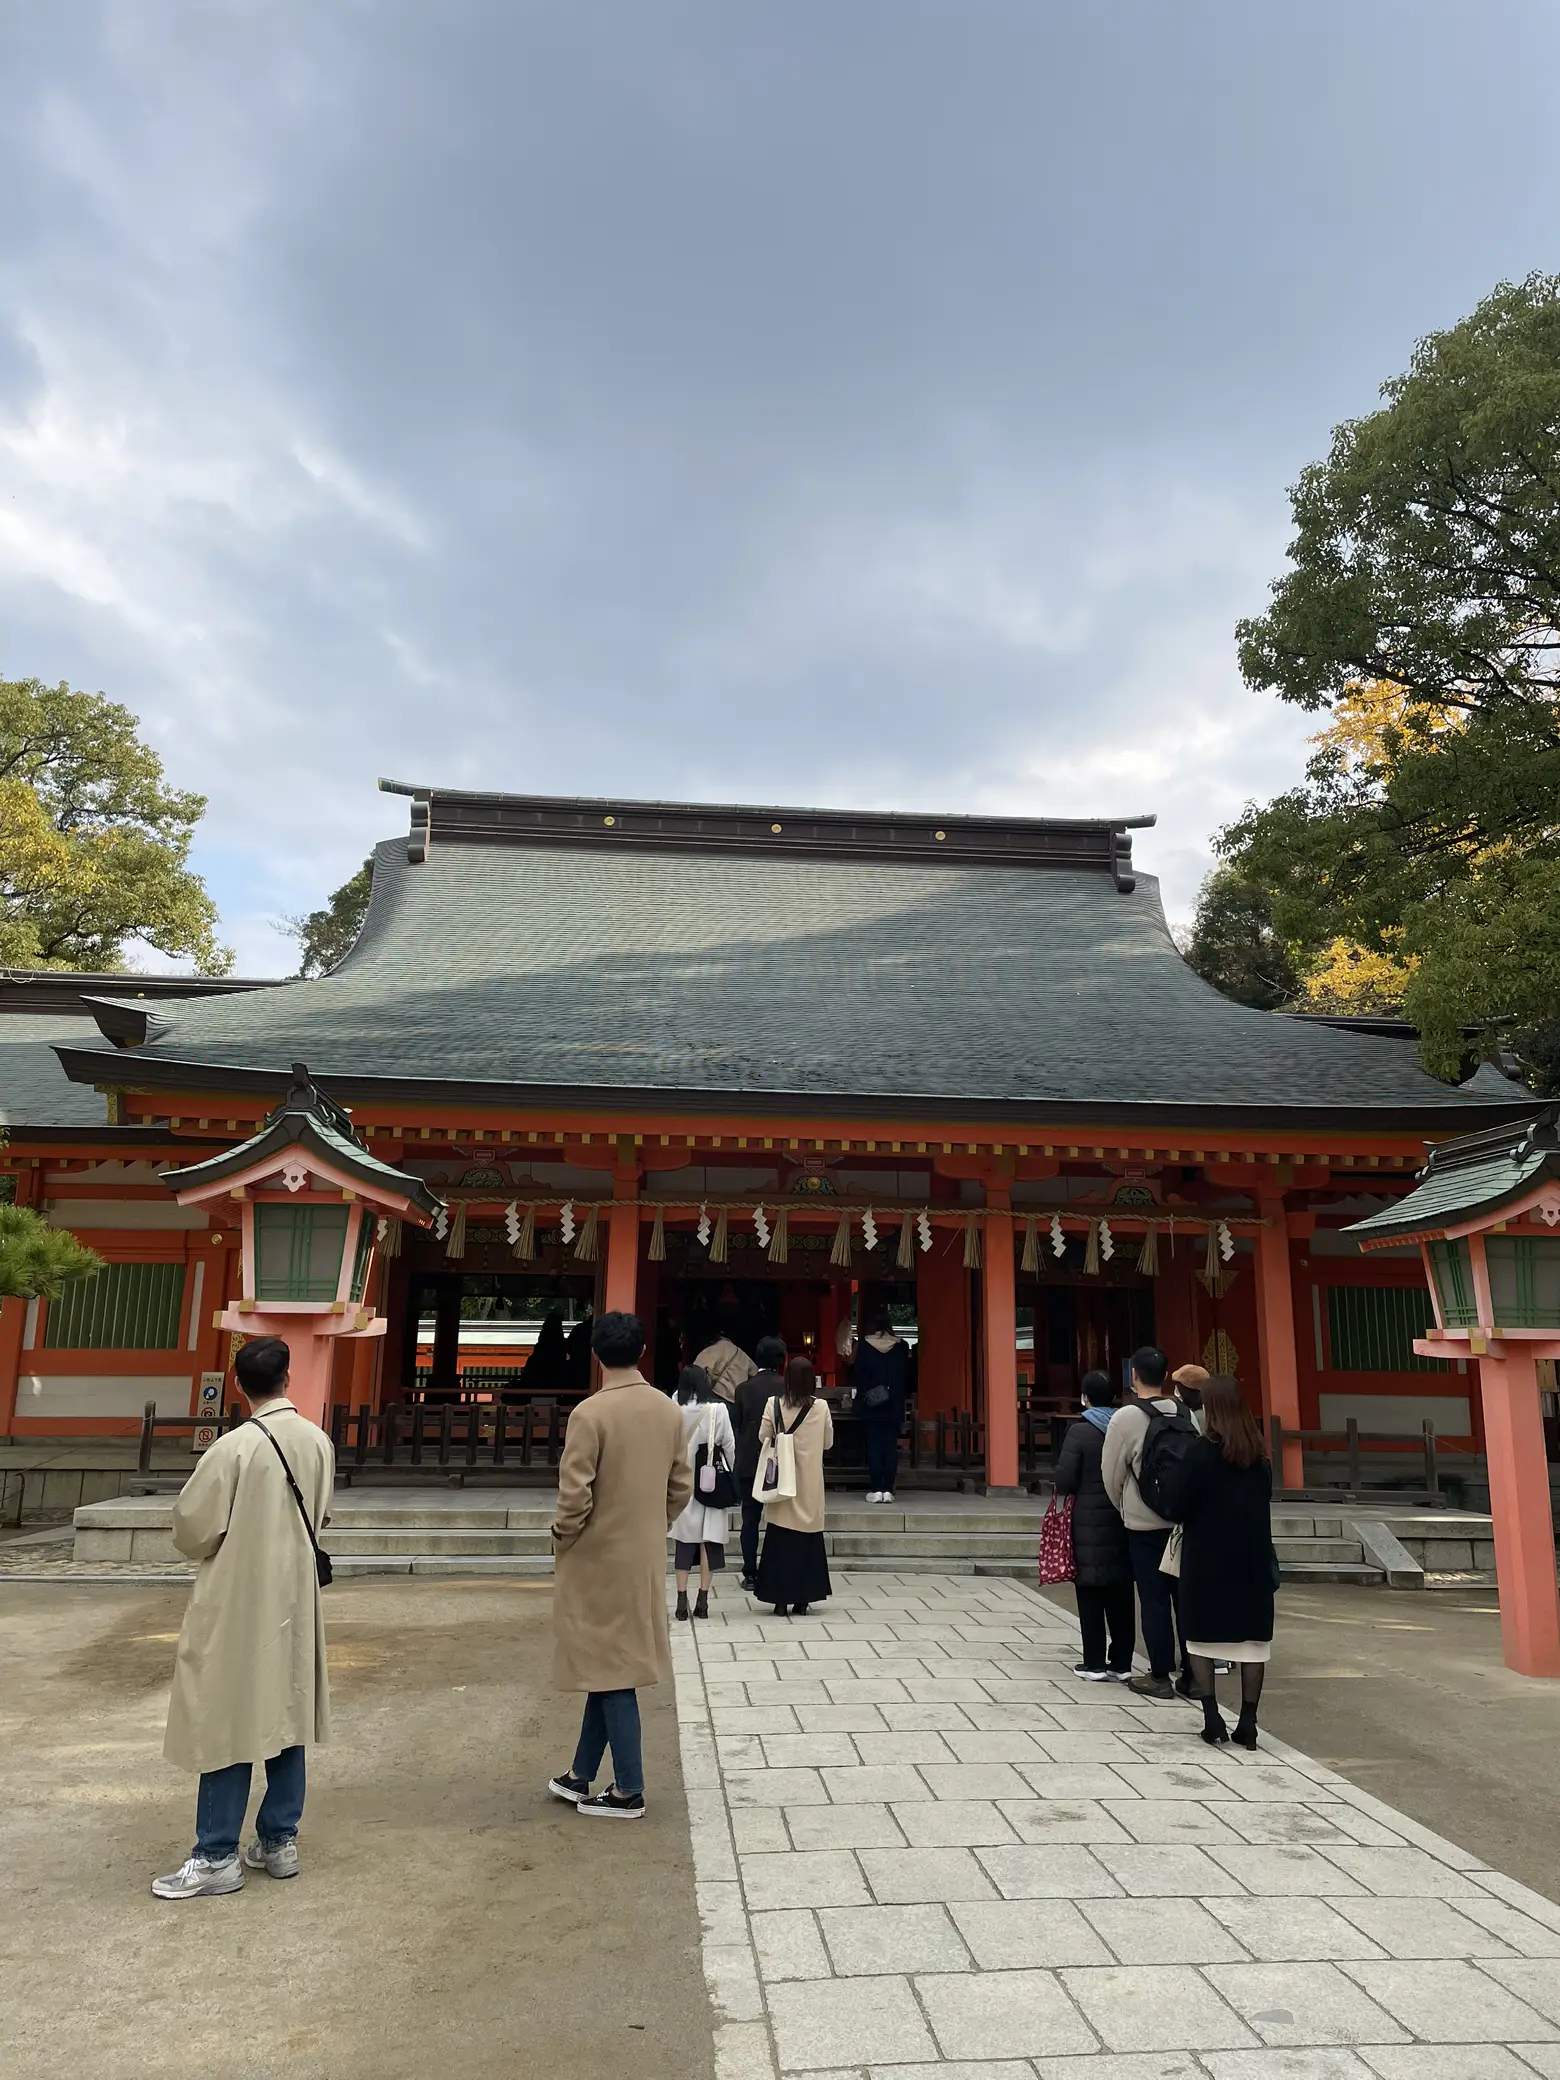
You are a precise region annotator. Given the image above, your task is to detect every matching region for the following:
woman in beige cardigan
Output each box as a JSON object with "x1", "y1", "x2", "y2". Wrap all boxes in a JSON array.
[{"x1": 755, "y1": 1355, "x2": 834, "y2": 1615}]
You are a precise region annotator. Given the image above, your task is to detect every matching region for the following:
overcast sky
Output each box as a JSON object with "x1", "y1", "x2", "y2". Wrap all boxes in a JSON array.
[{"x1": 3, "y1": 3, "x2": 1557, "y2": 974}]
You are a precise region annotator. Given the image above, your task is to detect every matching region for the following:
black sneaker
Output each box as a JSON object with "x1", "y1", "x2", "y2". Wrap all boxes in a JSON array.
[
  {"x1": 1072, "y1": 1663, "x2": 1111, "y2": 1682},
  {"x1": 578, "y1": 1786, "x2": 645, "y2": 1820},
  {"x1": 739, "y1": 1576, "x2": 757, "y2": 1593},
  {"x1": 547, "y1": 1772, "x2": 590, "y2": 1804},
  {"x1": 1127, "y1": 1672, "x2": 1176, "y2": 1700}
]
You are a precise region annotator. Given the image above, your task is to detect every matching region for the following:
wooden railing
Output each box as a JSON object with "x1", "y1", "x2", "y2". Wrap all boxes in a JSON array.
[
  {"x1": 1269, "y1": 1415, "x2": 1444, "y2": 1504},
  {"x1": 137, "y1": 1399, "x2": 245, "y2": 1474}
]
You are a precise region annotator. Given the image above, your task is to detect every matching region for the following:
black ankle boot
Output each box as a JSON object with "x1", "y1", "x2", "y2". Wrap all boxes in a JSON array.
[
  {"x1": 1232, "y1": 1709, "x2": 1259, "y2": 1750},
  {"x1": 693, "y1": 1590, "x2": 709, "y2": 1619},
  {"x1": 675, "y1": 1591, "x2": 690, "y2": 1621},
  {"x1": 1200, "y1": 1695, "x2": 1229, "y2": 1745}
]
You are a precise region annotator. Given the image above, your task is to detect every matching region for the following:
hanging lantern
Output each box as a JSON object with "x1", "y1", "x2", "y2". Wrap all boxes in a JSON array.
[
  {"x1": 1050, "y1": 1212, "x2": 1066, "y2": 1258},
  {"x1": 648, "y1": 1206, "x2": 666, "y2": 1262},
  {"x1": 767, "y1": 1206, "x2": 789, "y2": 1264}
]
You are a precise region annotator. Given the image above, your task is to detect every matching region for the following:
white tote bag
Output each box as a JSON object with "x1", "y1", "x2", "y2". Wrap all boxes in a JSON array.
[{"x1": 752, "y1": 1397, "x2": 799, "y2": 1505}]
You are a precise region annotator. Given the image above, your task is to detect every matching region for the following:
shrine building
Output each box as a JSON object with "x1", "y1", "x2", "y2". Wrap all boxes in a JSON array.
[{"x1": 0, "y1": 782, "x2": 1539, "y2": 1493}]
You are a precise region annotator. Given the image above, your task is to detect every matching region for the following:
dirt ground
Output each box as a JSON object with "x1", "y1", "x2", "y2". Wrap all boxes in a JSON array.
[
  {"x1": 0, "y1": 1580, "x2": 716, "y2": 2080},
  {"x1": 1040, "y1": 1576, "x2": 1560, "y2": 1904}
]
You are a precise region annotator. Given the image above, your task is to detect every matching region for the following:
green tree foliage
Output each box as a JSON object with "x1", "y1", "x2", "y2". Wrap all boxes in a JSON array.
[
  {"x1": 0, "y1": 677, "x2": 230, "y2": 973},
  {"x1": 1182, "y1": 867, "x2": 1299, "y2": 1010},
  {"x1": 1218, "y1": 276, "x2": 1560, "y2": 1081},
  {"x1": 287, "y1": 858, "x2": 373, "y2": 977},
  {"x1": 0, "y1": 1203, "x2": 102, "y2": 1300}
]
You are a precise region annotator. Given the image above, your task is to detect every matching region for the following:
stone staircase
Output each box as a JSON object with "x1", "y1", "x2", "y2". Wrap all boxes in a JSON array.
[{"x1": 74, "y1": 1489, "x2": 1492, "y2": 1585}]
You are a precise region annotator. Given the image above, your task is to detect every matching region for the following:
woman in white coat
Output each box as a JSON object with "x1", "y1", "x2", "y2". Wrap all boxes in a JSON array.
[{"x1": 670, "y1": 1365, "x2": 737, "y2": 1621}]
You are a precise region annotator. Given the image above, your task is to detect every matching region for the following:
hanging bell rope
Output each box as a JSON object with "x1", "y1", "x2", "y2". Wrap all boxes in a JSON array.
[
  {"x1": 574, "y1": 1204, "x2": 599, "y2": 1262},
  {"x1": 1083, "y1": 1217, "x2": 1101, "y2": 1276},
  {"x1": 648, "y1": 1206, "x2": 666, "y2": 1262},
  {"x1": 768, "y1": 1205, "x2": 789, "y2": 1265},
  {"x1": 1136, "y1": 1220, "x2": 1160, "y2": 1276},
  {"x1": 895, "y1": 1214, "x2": 915, "y2": 1271},
  {"x1": 446, "y1": 1201, "x2": 468, "y2": 1260},
  {"x1": 513, "y1": 1204, "x2": 536, "y2": 1260},
  {"x1": 710, "y1": 1207, "x2": 729, "y2": 1264},
  {"x1": 962, "y1": 1212, "x2": 982, "y2": 1270},
  {"x1": 1021, "y1": 1216, "x2": 1041, "y2": 1276},
  {"x1": 830, "y1": 1213, "x2": 853, "y2": 1268}
]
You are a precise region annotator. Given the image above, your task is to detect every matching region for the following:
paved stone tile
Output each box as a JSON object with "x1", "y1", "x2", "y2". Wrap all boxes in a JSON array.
[
  {"x1": 785, "y1": 1803, "x2": 909, "y2": 1853},
  {"x1": 1217, "y1": 1804, "x2": 1355, "y2": 1847},
  {"x1": 743, "y1": 1680, "x2": 834, "y2": 1706},
  {"x1": 1360, "y1": 2049, "x2": 1551, "y2": 2080},
  {"x1": 1203, "y1": 2055, "x2": 1378, "y2": 2078},
  {"x1": 767, "y1": 1973, "x2": 937, "y2": 2069},
  {"x1": 793, "y1": 1702, "x2": 890, "y2": 1733},
  {"x1": 893, "y1": 1798, "x2": 1021, "y2": 1848},
  {"x1": 1329, "y1": 1895, "x2": 1524, "y2": 1958},
  {"x1": 917, "y1": 1761, "x2": 1032, "y2": 1801},
  {"x1": 1060, "y1": 1963, "x2": 1257, "y2": 2053},
  {"x1": 943, "y1": 1728, "x2": 1051, "y2": 1763},
  {"x1": 1320, "y1": 1845, "x2": 1482, "y2": 1897},
  {"x1": 1205, "y1": 1898, "x2": 1386, "y2": 1962},
  {"x1": 823, "y1": 1763, "x2": 934, "y2": 1804},
  {"x1": 702, "y1": 1940, "x2": 767, "y2": 2023},
  {"x1": 1452, "y1": 1894, "x2": 1560, "y2": 1956},
  {"x1": 847, "y1": 1730, "x2": 953, "y2": 1765},
  {"x1": 732, "y1": 1807, "x2": 791, "y2": 1853},
  {"x1": 1341, "y1": 1958, "x2": 1560, "y2": 2041},
  {"x1": 962, "y1": 1700, "x2": 1065, "y2": 1730},
  {"x1": 917, "y1": 1967, "x2": 1099, "y2": 2059},
  {"x1": 902, "y1": 1676, "x2": 994, "y2": 1702},
  {"x1": 1030, "y1": 1731, "x2": 1140, "y2": 1762},
  {"x1": 871, "y1": 2064, "x2": 1039, "y2": 2080},
  {"x1": 762, "y1": 1732, "x2": 862, "y2": 1769},
  {"x1": 1205, "y1": 1846, "x2": 1367, "y2": 1896},
  {"x1": 1092, "y1": 1843, "x2": 1249, "y2": 1897},
  {"x1": 1018, "y1": 1763, "x2": 1141, "y2": 1801},
  {"x1": 1317, "y1": 1804, "x2": 1409, "y2": 1848},
  {"x1": 697, "y1": 1878, "x2": 750, "y2": 1944},
  {"x1": 1475, "y1": 1955, "x2": 1560, "y2": 2025},
  {"x1": 858, "y1": 1845, "x2": 1001, "y2": 1903},
  {"x1": 975, "y1": 1843, "x2": 1124, "y2": 1899},
  {"x1": 711, "y1": 2016, "x2": 776, "y2": 2079},
  {"x1": 826, "y1": 1678, "x2": 912, "y2": 1703},
  {"x1": 798, "y1": 1637, "x2": 866, "y2": 1659},
  {"x1": 1100, "y1": 1798, "x2": 1243, "y2": 1845},
  {"x1": 750, "y1": 1908, "x2": 831, "y2": 1982},
  {"x1": 740, "y1": 1850, "x2": 873, "y2": 1911},
  {"x1": 1109, "y1": 1762, "x2": 1244, "y2": 1801},
  {"x1": 1206, "y1": 1962, "x2": 1409, "y2": 2046},
  {"x1": 711, "y1": 1706, "x2": 802, "y2": 1734},
  {"x1": 1030, "y1": 2057, "x2": 1206, "y2": 2079},
  {"x1": 726, "y1": 1766, "x2": 830, "y2": 1807},
  {"x1": 876, "y1": 1700, "x2": 979, "y2": 1732},
  {"x1": 1472, "y1": 1870, "x2": 1560, "y2": 1933},
  {"x1": 1079, "y1": 1896, "x2": 1251, "y2": 1964},
  {"x1": 818, "y1": 1902, "x2": 973, "y2": 1976},
  {"x1": 950, "y1": 1897, "x2": 1113, "y2": 1968},
  {"x1": 997, "y1": 1799, "x2": 1134, "y2": 1845}
]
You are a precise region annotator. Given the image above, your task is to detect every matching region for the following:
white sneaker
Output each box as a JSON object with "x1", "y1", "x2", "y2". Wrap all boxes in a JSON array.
[
  {"x1": 880, "y1": 1492, "x2": 895, "y2": 1505},
  {"x1": 243, "y1": 1836, "x2": 300, "y2": 1879},
  {"x1": 864, "y1": 1491, "x2": 881, "y2": 1503},
  {"x1": 151, "y1": 1854, "x2": 244, "y2": 1900}
]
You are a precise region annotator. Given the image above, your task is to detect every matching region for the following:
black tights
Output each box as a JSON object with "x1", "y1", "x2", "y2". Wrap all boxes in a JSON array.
[{"x1": 1188, "y1": 1654, "x2": 1264, "y2": 1748}]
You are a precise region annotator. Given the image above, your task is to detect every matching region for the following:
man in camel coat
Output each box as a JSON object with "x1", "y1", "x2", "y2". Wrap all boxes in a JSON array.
[
  {"x1": 548, "y1": 1310, "x2": 691, "y2": 1820},
  {"x1": 152, "y1": 1335, "x2": 333, "y2": 1898}
]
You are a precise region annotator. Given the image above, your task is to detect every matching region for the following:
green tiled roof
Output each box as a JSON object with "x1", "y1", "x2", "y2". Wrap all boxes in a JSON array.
[{"x1": 1346, "y1": 1109, "x2": 1557, "y2": 1241}]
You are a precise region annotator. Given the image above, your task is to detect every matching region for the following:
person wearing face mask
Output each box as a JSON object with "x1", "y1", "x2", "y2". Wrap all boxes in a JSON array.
[{"x1": 1051, "y1": 1370, "x2": 1135, "y2": 1682}]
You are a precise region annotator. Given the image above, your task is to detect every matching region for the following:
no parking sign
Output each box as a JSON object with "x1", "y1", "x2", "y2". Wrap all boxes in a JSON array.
[{"x1": 192, "y1": 1371, "x2": 225, "y2": 1451}]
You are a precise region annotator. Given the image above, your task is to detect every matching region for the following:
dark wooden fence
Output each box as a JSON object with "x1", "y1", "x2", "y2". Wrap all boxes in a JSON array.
[{"x1": 1269, "y1": 1415, "x2": 1445, "y2": 1504}]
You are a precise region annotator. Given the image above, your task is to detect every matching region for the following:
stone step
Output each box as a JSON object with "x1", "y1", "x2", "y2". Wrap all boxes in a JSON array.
[
  {"x1": 826, "y1": 1532, "x2": 1037, "y2": 1560},
  {"x1": 1273, "y1": 1536, "x2": 1366, "y2": 1566},
  {"x1": 322, "y1": 1528, "x2": 552, "y2": 1556},
  {"x1": 333, "y1": 1555, "x2": 555, "y2": 1578},
  {"x1": 1276, "y1": 1561, "x2": 1385, "y2": 1586},
  {"x1": 830, "y1": 1511, "x2": 1047, "y2": 1536}
]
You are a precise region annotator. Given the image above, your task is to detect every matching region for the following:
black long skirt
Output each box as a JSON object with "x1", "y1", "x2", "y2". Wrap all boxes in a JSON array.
[{"x1": 755, "y1": 1525, "x2": 831, "y2": 1608}]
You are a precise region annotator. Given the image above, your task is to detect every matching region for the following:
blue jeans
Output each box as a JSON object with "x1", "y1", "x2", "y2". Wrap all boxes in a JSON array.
[
  {"x1": 1127, "y1": 1528, "x2": 1186, "y2": 1680},
  {"x1": 572, "y1": 1690, "x2": 644, "y2": 1797},
  {"x1": 194, "y1": 1746, "x2": 307, "y2": 1862}
]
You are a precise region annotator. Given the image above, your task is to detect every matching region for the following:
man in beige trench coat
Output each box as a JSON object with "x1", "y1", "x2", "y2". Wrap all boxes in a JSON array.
[
  {"x1": 548, "y1": 1311, "x2": 691, "y2": 1819},
  {"x1": 151, "y1": 1336, "x2": 333, "y2": 1898}
]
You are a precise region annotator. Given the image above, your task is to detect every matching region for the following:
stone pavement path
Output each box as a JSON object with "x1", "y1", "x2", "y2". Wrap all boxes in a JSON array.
[{"x1": 671, "y1": 1571, "x2": 1560, "y2": 2080}]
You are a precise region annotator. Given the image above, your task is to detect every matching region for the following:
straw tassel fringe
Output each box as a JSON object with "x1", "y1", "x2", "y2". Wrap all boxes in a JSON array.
[
  {"x1": 768, "y1": 1206, "x2": 789, "y2": 1265},
  {"x1": 575, "y1": 1204, "x2": 599, "y2": 1262},
  {"x1": 963, "y1": 1212, "x2": 982, "y2": 1270},
  {"x1": 1136, "y1": 1220, "x2": 1159, "y2": 1276},
  {"x1": 830, "y1": 1213, "x2": 853, "y2": 1268},
  {"x1": 648, "y1": 1206, "x2": 666, "y2": 1262},
  {"x1": 1083, "y1": 1217, "x2": 1100, "y2": 1276},
  {"x1": 1021, "y1": 1216, "x2": 1040, "y2": 1275},
  {"x1": 446, "y1": 1201, "x2": 468, "y2": 1260},
  {"x1": 895, "y1": 1215, "x2": 915, "y2": 1271},
  {"x1": 710, "y1": 1207, "x2": 729, "y2": 1264}
]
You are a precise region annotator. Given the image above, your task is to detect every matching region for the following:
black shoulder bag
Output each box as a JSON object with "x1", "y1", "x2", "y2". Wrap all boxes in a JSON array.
[{"x1": 252, "y1": 1417, "x2": 333, "y2": 1587}]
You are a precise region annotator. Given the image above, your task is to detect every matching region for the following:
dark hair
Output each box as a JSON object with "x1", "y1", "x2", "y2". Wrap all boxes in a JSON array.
[
  {"x1": 676, "y1": 1364, "x2": 713, "y2": 1406},
  {"x1": 1130, "y1": 1346, "x2": 1168, "y2": 1389},
  {"x1": 866, "y1": 1306, "x2": 893, "y2": 1337},
  {"x1": 1079, "y1": 1369, "x2": 1114, "y2": 1408},
  {"x1": 590, "y1": 1310, "x2": 645, "y2": 1368},
  {"x1": 1200, "y1": 1374, "x2": 1265, "y2": 1469},
  {"x1": 754, "y1": 1335, "x2": 788, "y2": 1371},
  {"x1": 782, "y1": 1355, "x2": 817, "y2": 1412},
  {"x1": 235, "y1": 1337, "x2": 290, "y2": 1398}
]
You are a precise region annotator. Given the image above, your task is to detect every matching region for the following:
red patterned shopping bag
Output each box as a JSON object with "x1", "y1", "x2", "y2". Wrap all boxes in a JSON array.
[{"x1": 1038, "y1": 1493, "x2": 1075, "y2": 1584}]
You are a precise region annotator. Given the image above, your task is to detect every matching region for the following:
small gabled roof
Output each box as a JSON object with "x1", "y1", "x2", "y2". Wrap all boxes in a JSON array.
[
  {"x1": 161, "y1": 1063, "x2": 441, "y2": 1218},
  {"x1": 1345, "y1": 1107, "x2": 1557, "y2": 1244}
]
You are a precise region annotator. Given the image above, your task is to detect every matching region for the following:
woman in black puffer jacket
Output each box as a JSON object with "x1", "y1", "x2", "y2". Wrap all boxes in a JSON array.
[{"x1": 1051, "y1": 1371, "x2": 1135, "y2": 1681}]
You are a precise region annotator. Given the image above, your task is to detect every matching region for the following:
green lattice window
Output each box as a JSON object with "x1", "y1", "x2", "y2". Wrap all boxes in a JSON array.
[
  {"x1": 1485, "y1": 1237, "x2": 1560, "y2": 1329},
  {"x1": 1326, "y1": 1284, "x2": 1447, "y2": 1372},
  {"x1": 44, "y1": 1260, "x2": 185, "y2": 1350},
  {"x1": 1428, "y1": 1239, "x2": 1478, "y2": 1327},
  {"x1": 254, "y1": 1204, "x2": 350, "y2": 1301}
]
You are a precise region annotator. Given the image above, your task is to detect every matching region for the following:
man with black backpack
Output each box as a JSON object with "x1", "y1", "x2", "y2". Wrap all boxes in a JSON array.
[{"x1": 1102, "y1": 1346, "x2": 1195, "y2": 1701}]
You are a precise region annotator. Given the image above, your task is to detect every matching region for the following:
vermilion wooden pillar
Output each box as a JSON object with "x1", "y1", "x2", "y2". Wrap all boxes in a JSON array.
[
  {"x1": 1477, "y1": 1352, "x2": 1560, "y2": 1678},
  {"x1": 1253, "y1": 1196, "x2": 1304, "y2": 1489},
  {"x1": 605, "y1": 1172, "x2": 641, "y2": 1317},
  {"x1": 916, "y1": 1231, "x2": 971, "y2": 1417},
  {"x1": 983, "y1": 1195, "x2": 1020, "y2": 1491}
]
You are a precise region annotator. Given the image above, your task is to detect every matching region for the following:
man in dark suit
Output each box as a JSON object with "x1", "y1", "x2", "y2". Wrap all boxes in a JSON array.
[{"x1": 732, "y1": 1335, "x2": 787, "y2": 1590}]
